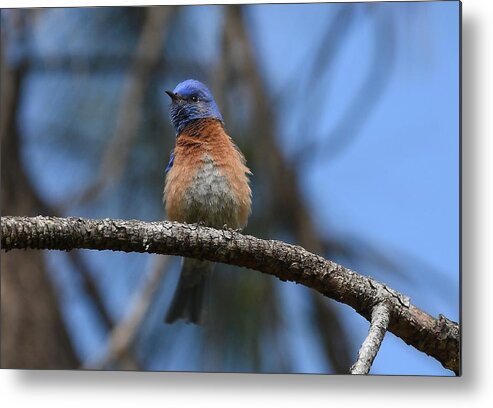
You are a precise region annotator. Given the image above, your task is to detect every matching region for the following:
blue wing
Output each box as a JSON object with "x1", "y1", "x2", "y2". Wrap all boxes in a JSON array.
[{"x1": 165, "y1": 151, "x2": 175, "y2": 173}]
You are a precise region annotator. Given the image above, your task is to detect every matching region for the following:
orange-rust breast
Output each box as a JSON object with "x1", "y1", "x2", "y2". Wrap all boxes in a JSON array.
[{"x1": 163, "y1": 119, "x2": 251, "y2": 229}]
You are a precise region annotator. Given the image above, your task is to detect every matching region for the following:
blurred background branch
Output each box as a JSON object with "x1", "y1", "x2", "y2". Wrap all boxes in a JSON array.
[
  {"x1": 223, "y1": 5, "x2": 353, "y2": 372},
  {"x1": 62, "y1": 6, "x2": 177, "y2": 209},
  {"x1": 85, "y1": 255, "x2": 170, "y2": 370},
  {"x1": 295, "y1": 7, "x2": 396, "y2": 164},
  {"x1": 1, "y1": 10, "x2": 78, "y2": 368}
]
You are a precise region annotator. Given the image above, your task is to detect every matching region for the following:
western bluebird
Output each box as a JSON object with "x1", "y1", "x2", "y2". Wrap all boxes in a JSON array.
[{"x1": 163, "y1": 79, "x2": 252, "y2": 324}]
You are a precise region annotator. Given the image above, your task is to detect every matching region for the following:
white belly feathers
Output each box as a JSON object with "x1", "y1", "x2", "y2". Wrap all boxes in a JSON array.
[{"x1": 182, "y1": 153, "x2": 241, "y2": 228}]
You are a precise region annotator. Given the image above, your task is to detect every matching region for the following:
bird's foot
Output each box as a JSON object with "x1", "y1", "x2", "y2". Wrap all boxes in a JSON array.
[{"x1": 222, "y1": 224, "x2": 242, "y2": 233}]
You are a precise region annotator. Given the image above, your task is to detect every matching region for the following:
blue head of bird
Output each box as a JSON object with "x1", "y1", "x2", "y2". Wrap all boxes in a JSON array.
[{"x1": 165, "y1": 79, "x2": 223, "y2": 134}]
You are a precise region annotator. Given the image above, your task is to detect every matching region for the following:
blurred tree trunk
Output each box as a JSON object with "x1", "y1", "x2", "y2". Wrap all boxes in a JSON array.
[{"x1": 1, "y1": 54, "x2": 79, "y2": 368}]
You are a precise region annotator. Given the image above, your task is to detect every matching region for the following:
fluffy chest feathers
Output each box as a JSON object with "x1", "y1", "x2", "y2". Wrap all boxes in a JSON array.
[{"x1": 163, "y1": 119, "x2": 251, "y2": 229}]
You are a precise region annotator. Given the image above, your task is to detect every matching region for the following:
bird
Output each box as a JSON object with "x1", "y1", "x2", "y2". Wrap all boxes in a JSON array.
[{"x1": 163, "y1": 79, "x2": 252, "y2": 324}]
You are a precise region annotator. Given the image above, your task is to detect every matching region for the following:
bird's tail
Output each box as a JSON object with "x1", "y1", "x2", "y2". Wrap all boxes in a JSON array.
[{"x1": 164, "y1": 258, "x2": 214, "y2": 325}]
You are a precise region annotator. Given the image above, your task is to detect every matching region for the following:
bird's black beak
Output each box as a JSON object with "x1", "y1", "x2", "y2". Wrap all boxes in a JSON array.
[{"x1": 165, "y1": 90, "x2": 178, "y2": 102}]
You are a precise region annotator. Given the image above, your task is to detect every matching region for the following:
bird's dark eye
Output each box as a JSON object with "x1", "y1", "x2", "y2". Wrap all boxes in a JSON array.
[{"x1": 190, "y1": 95, "x2": 198, "y2": 103}]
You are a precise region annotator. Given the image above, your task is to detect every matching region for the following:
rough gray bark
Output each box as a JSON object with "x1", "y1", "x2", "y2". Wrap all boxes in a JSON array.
[
  {"x1": 350, "y1": 302, "x2": 391, "y2": 374},
  {"x1": 1, "y1": 215, "x2": 460, "y2": 374}
]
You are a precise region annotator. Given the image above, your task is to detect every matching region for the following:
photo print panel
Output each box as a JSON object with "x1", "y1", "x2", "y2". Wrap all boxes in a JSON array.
[{"x1": 0, "y1": 1, "x2": 460, "y2": 375}]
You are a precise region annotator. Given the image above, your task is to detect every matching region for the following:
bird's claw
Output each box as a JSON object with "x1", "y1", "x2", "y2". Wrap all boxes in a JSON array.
[{"x1": 222, "y1": 224, "x2": 242, "y2": 233}]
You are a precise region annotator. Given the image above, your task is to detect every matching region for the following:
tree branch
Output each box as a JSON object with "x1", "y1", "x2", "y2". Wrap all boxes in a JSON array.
[
  {"x1": 1, "y1": 215, "x2": 460, "y2": 374},
  {"x1": 350, "y1": 302, "x2": 390, "y2": 374}
]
